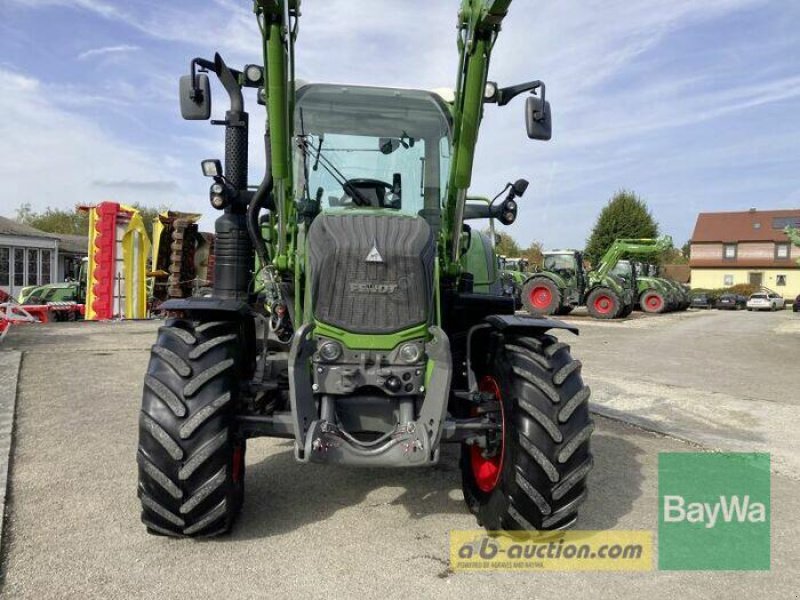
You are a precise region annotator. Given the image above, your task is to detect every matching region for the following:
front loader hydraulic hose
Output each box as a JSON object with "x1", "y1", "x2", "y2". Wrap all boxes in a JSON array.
[{"x1": 247, "y1": 132, "x2": 273, "y2": 274}]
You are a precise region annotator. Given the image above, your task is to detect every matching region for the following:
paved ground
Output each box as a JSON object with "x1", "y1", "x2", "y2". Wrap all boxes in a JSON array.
[
  {"x1": 562, "y1": 307, "x2": 800, "y2": 478},
  {"x1": 0, "y1": 312, "x2": 798, "y2": 598}
]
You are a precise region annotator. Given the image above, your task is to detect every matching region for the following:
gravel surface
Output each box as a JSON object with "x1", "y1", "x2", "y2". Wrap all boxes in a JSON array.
[{"x1": 1, "y1": 313, "x2": 797, "y2": 598}]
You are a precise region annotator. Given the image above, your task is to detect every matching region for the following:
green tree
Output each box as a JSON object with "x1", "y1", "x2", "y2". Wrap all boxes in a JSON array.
[
  {"x1": 786, "y1": 227, "x2": 800, "y2": 265},
  {"x1": 16, "y1": 202, "x2": 165, "y2": 237},
  {"x1": 681, "y1": 240, "x2": 691, "y2": 261},
  {"x1": 16, "y1": 203, "x2": 89, "y2": 236},
  {"x1": 584, "y1": 189, "x2": 659, "y2": 265},
  {"x1": 520, "y1": 240, "x2": 543, "y2": 267},
  {"x1": 493, "y1": 231, "x2": 522, "y2": 257}
]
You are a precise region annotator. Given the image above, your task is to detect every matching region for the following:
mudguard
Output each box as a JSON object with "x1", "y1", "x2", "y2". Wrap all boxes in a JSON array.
[
  {"x1": 465, "y1": 314, "x2": 578, "y2": 391},
  {"x1": 158, "y1": 297, "x2": 251, "y2": 316}
]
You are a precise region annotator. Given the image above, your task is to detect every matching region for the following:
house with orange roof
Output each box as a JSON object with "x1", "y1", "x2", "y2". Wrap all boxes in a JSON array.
[{"x1": 689, "y1": 209, "x2": 800, "y2": 298}]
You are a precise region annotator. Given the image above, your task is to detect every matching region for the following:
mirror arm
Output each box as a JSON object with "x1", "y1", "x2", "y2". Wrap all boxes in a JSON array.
[
  {"x1": 213, "y1": 53, "x2": 244, "y2": 113},
  {"x1": 189, "y1": 57, "x2": 215, "y2": 102},
  {"x1": 496, "y1": 80, "x2": 545, "y2": 107},
  {"x1": 189, "y1": 55, "x2": 244, "y2": 113},
  {"x1": 464, "y1": 203, "x2": 502, "y2": 220}
]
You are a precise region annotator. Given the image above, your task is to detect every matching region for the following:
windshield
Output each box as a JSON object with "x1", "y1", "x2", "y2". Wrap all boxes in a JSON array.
[
  {"x1": 611, "y1": 261, "x2": 633, "y2": 280},
  {"x1": 294, "y1": 84, "x2": 451, "y2": 217},
  {"x1": 750, "y1": 294, "x2": 767, "y2": 299},
  {"x1": 543, "y1": 254, "x2": 577, "y2": 273}
]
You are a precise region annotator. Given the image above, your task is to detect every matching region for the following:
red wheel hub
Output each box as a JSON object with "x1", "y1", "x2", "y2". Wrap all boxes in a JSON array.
[
  {"x1": 530, "y1": 285, "x2": 553, "y2": 310},
  {"x1": 645, "y1": 294, "x2": 663, "y2": 311},
  {"x1": 469, "y1": 376, "x2": 505, "y2": 493},
  {"x1": 232, "y1": 443, "x2": 244, "y2": 483},
  {"x1": 593, "y1": 295, "x2": 614, "y2": 314}
]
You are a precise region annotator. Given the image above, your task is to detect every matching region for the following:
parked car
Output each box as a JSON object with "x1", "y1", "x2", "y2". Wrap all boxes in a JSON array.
[
  {"x1": 746, "y1": 292, "x2": 785, "y2": 311},
  {"x1": 690, "y1": 293, "x2": 714, "y2": 309},
  {"x1": 794, "y1": 294, "x2": 800, "y2": 313},
  {"x1": 716, "y1": 293, "x2": 747, "y2": 310}
]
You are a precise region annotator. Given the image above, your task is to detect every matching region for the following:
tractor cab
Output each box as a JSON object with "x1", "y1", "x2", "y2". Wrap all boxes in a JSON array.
[
  {"x1": 612, "y1": 259, "x2": 638, "y2": 288},
  {"x1": 294, "y1": 84, "x2": 451, "y2": 222},
  {"x1": 543, "y1": 250, "x2": 585, "y2": 293}
]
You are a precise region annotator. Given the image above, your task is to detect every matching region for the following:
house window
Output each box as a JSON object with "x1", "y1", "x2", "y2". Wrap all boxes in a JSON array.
[
  {"x1": 723, "y1": 243, "x2": 737, "y2": 260},
  {"x1": 13, "y1": 248, "x2": 24, "y2": 286},
  {"x1": 776, "y1": 274, "x2": 787, "y2": 286},
  {"x1": 41, "y1": 249, "x2": 51, "y2": 285},
  {"x1": 724, "y1": 274, "x2": 734, "y2": 286},
  {"x1": 776, "y1": 243, "x2": 790, "y2": 259},
  {"x1": 27, "y1": 249, "x2": 39, "y2": 287},
  {"x1": 0, "y1": 247, "x2": 9, "y2": 286}
]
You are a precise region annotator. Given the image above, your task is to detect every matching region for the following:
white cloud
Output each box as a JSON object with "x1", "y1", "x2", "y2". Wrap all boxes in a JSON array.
[
  {"x1": 78, "y1": 44, "x2": 140, "y2": 61},
  {"x1": 6, "y1": 0, "x2": 124, "y2": 20},
  {"x1": 4, "y1": 0, "x2": 799, "y2": 248},
  {"x1": 0, "y1": 67, "x2": 197, "y2": 219}
]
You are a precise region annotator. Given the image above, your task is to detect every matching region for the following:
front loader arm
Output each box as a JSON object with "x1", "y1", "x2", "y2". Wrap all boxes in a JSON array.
[
  {"x1": 444, "y1": 0, "x2": 512, "y2": 270},
  {"x1": 254, "y1": 0, "x2": 298, "y2": 272},
  {"x1": 593, "y1": 236, "x2": 673, "y2": 279}
]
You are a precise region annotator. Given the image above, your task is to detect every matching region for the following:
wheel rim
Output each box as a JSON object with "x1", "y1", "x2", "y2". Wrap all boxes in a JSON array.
[
  {"x1": 645, "y1": 294, "x2": 663, "y2": 311},
  {"x1": 469, "y1": 376, "x2": 505, "y2": 493},
  {"x1": 593, "y1": 295, "x2": 614, "y2": 314},
  {"x1": 529, "y1": 286, "x2": 552, "y2": 310}
]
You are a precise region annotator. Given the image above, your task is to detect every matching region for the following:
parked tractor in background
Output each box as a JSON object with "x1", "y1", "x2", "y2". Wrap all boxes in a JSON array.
[
  {"x1": 17, "y1": 257, "x2": 88, "y2": 321},
  {"x1": 591, "y1": 237, "x2": 679, "y2": 314},
  {"x1": 640, "y1": 263, "x2": 690, "y2": 311},
  {"x1": 498, "y1": 256, "x2": 529, "y2": 307},
  {"x1": 521, "y1": 247, "x2": 636, "y2": 319},
  {"x1": 136, "y1": 0, "x2": 594, "y2": 538}
]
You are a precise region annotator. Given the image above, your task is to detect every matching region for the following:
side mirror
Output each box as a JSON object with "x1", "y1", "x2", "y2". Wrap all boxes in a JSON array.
[
  {"x1": 526, "y1": 95, "x2": 552, "y2": 140},
  {"x1": 180, "y1": 73, "x2": 211, "y2": 120},
  {"x1": 379, "y1": 138, "x2": 401, "y2": 155},
  {"x1": 512, "y1": 178, "x2": 529, "y2": 197}
]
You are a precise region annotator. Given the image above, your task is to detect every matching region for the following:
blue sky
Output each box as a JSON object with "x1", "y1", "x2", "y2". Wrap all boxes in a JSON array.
[{"x1": 1, "y1": 0, "x2": 799, "y2": 248}]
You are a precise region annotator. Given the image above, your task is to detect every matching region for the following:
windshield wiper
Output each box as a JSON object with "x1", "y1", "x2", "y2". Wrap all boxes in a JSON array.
[{"x1": 299, "y1": 136, "x2": 373, "y2": 207}]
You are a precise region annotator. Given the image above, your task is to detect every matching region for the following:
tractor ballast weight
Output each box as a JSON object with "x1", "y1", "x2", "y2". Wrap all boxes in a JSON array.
[{"x1": 138, "y1": 0, "x2": 594, "y2": 538}]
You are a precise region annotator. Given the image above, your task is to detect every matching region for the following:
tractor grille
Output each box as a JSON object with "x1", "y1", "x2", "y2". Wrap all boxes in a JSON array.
[{"x1": 307, "y1": 214, "x2": 435, "y2": 334}]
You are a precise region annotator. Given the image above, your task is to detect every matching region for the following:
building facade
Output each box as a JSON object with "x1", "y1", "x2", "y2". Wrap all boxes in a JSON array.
[
  {"x1": 689, "y1": 209, "x2": 800, "y2": 298},
  {"x1": 0, "y1": 216, "x2": 88, "y2": 301}
]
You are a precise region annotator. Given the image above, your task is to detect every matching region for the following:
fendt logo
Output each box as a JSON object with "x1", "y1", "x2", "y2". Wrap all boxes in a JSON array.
[
  {"x1": 662, "y1": 495, "x2": 766, "y2": 529},
  {"x1": 349, "y1": 282, "x2": 398, "y2": 294},
  {"x1": 658, "y1": 453, "x2": 770, "y2": 571}
]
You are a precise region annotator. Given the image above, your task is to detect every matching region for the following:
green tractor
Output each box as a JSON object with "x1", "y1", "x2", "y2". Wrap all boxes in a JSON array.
[
  {"x1": 136, "y1": 0, "x2": 594, "y2": 538},
  {"x1": 18, "y1": 257, "x2": 88, "y2": 316},
  {"x1": 521, "y1": 248, "x2": 636, "y2": 319},
  {"x1": 593, "y1": 237, "x2": 676, "y2": 314},
  {"x1": 639, "y1": 263, "x2": 690, "y2": 311},
  {"x1": 498, "y1": 256, "x2": 530, "y2": 306},
  {"x1": 618, "y1": 260, "x2": 676, "y2": 313}
]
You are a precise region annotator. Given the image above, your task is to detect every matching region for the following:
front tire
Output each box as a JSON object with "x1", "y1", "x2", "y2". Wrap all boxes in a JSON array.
[
  {"x1": 461, "y1": 332, "x2": 594, "y2": 531},
  {"x1": 586, "y1": 288, "x2": 620, "y2": 320},
  {"x1": 137, "y1": 318, "x2": 246, "y2": 537},
  {"x1": 522, "y1": 278, "x2": 562, "y2": 316},
  {"x1": 640, "y1": 290, "x2": 666, "y2": 314}
]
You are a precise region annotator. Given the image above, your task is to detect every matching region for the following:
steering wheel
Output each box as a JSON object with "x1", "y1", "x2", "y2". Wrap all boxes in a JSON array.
[{"x1": 344, "y1": 178, "x2": 398, "y2": 208}]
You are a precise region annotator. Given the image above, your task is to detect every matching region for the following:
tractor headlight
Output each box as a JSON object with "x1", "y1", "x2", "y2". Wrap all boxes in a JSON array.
[
  {"x1": 484, "y1": 81, "x2": 498, "y2": 101},
  {"x1": 398, "y1": 342, "x2": 422, "y2": 363},
  {"x1": 318, "y1": 340, "x2": 343, "y2": 362},
  {"x1": 244, "y1": 64, "x2": 264, "y2": 85}
]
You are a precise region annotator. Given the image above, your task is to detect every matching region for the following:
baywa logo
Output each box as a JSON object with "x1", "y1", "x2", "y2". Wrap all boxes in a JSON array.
[
  {"x1": 663, "y1": 494, "x2": 767, "y2": 529},
  {"x1": 658, "y1": 453, "x2": 770, "y2": 570}
]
